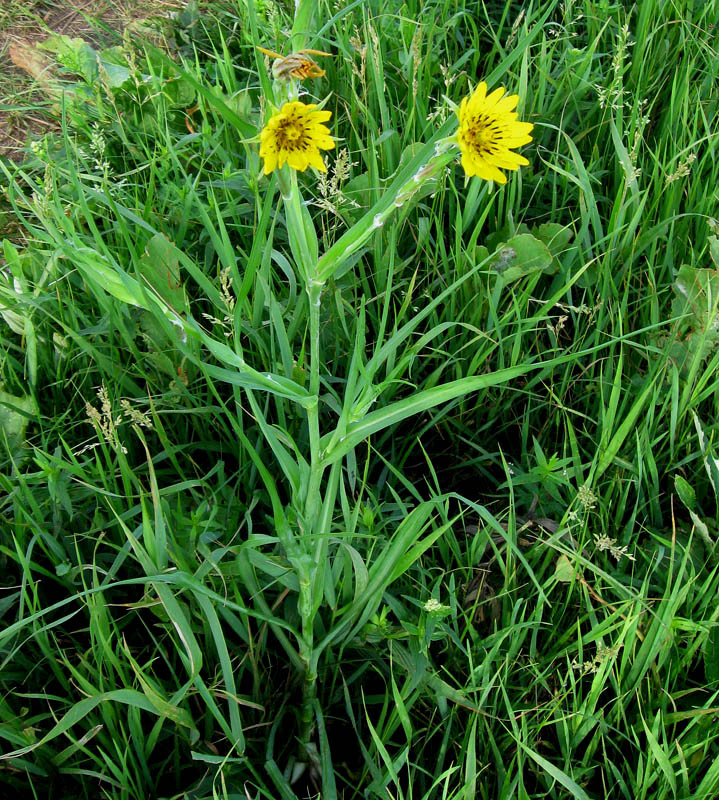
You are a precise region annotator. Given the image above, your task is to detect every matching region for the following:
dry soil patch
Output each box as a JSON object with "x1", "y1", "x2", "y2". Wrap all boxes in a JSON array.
[{"x1": 0, "y1": 0, "x2": 179, "y2": 159}]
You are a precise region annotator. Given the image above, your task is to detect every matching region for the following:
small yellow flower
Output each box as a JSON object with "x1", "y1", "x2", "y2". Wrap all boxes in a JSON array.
[
  {"x1": 456, "y1": 82, "x2": 533, "y2": 183},
  {"x1": 259, "y1": 101, "x2": 335, "y2": 175}
]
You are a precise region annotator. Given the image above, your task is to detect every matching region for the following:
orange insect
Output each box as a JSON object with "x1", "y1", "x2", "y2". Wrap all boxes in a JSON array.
[{"x1": 256, "y1": 46, "x2": 331, "y2": 80}]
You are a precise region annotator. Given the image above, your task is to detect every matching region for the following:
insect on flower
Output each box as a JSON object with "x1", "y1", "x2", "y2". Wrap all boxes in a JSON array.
[{"x1": 256, "y1": 46, "x2": 332, "y2": 80}]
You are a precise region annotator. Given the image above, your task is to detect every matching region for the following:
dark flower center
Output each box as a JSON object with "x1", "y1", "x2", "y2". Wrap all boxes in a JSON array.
[
  {"x1": 465, "y1": 114, "x2": 502, "y2": 156},
  {"x1": 276, "y1": 116, "x2": 308, "y2": 151}
]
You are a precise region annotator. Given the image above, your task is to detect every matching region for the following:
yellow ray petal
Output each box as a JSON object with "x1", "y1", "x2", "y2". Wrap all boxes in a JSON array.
[
  {"x1": 477, "y1": 162, "x2": 507, "y2": 183},
  {"x1": 483, "y1": 87, "x2": 506, "y2": 110},
  {"x1": 461, "y1": 152, "x2": 479, "y2": 177},
  {"x1": 287, "y1": 150, "x2": 309, "y2": 171},
  {"x1": 307, "y1": 148, "x2": 328, "y2": 171},
  {"x1": 263, "y1": 150, "x2": 278, "y2": 174},
  {"x1": 498, "y1": 135, "x2": 533, "y2": 147},
  {"x1": 490, "y1": 150, "x2": 529, "y2": 169},
  {"x1": 312, "y1": 135, "x2": 336, "y2": 150},
  {"x1": 471, "y1": 82, "x2": 488, "y2": 105},
  {"x1": 495, "y1": 94, "x2": 519, "y2": 114}
]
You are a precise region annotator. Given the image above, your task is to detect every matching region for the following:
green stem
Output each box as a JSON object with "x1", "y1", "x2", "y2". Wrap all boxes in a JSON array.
[
  {"x1": 283, "y1": 170, "x2": 316, "y2": 284},
  {"x1": 290, "y1": 0, "x2": 315, "y2": 51},
  {"x1": 282, "y1": 170, "x2": 325, "y2": 532},
  {"x1": 303, "y1": 279, "x2": 324, "y2": 538},
  {"x1": 297, "y1": 625, "x2": 318, "y2": 760},
  {"x1": 279, "y1": 169, "x2": 326, "y2": 767}
]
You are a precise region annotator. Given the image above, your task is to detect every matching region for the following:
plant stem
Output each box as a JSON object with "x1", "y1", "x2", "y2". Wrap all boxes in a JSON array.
[
  {"x1": 304, "y1": 277, "x2": 324, "y2": 524},
  {"x1": 296, "y1": 275, "x2": 324, "y2": 764},
  {"x1": 279, "y1": 170, "x2": 326, "y2": 766}
]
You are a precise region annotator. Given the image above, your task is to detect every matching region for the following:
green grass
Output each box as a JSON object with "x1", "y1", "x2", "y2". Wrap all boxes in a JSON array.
[{"x1": 1, "y1": 0, "x2": 719, "y2": 798}]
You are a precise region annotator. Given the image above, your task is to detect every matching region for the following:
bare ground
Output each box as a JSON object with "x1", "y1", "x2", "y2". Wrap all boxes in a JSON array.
[{"x1": 0, "y1": 0, "x2": 181, "y2": 159}]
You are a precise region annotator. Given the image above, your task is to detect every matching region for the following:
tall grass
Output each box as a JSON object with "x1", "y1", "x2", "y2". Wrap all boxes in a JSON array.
[{"x1": 1, "y1": 0, "x2": 719, "y2": 798}]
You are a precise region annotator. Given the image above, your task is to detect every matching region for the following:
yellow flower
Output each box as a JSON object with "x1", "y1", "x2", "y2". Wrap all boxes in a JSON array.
[
  {"x1": 259, "y1": 101, "x2": 335, "y2": 175},
  {"x1": 456, "y1": 82, "x2": 533, "y2": 183}
]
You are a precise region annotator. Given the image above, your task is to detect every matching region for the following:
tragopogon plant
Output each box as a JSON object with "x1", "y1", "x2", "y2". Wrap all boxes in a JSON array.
[
  {"x1": 1, "y1": 2, "x2": 536, "y2": 792},
  {"x1": 241, "y1": 5, "x2": 533, "y2": 783}
]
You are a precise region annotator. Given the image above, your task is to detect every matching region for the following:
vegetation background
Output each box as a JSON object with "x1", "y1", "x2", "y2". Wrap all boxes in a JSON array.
[{"x1": 1, "y1": 0, "x2": 718, "y2": 798}]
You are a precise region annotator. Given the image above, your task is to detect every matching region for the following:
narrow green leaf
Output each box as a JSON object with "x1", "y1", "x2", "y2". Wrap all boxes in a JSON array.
[
  {"x1": 195, "y1": 594, "x2": 245, "y2": 751},
  {"x1": 674, "y1": 474, "x2": 697, "y2": 511},
  {"x1": 704, "y1": 625, "x2": 719, "y2": 686},
  {"x1": 641, "y1": 714, "x2": 676, "y2": 794},
  {"x1": 0, "y1": 690, "x2": 171, "y2": 760},
  {"x1": 516, "y1": 739, "x2": 591, "y2": 800},
  {"x1": 322, "y1": 365, "x2": 539, "y2": 465}
]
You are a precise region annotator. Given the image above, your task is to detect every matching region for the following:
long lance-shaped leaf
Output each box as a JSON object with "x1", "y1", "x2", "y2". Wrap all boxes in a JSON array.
[
  {"x1": 515, "y1": 739, "x2": 591, "y2": 800},
  {"x1": 0, "y1": 690, "x2": 195, "y2": 761},
  {"x1": 194, "y1": 593, "x2": 245, "y2": 751},
  {"x1": 320, "y1": 338, "x2": 662, "y2": 466},
  {"x1": 0, "y1": 572, "x2": 299, "y2": 656},
  {"x1": 314, "y1": 120, "x2": 456, "y2": 283},
  {"x1": 291, "y1": 0, "x2": 316, "y2": 51},
  {"x1": 319, "y1": 360, "x2": 554, "y2": 466},
  {"x1": 194, "y1": 330, "x2": 313, "y2": 406},
  {"x1": 590, "y1": 368, "x2": 661, "y2": 483},
  {"x1": 55, "y1": 205, "x2": 311, "y2": 407},
  {"x1": 198, "y1": 360, "x2": 312, "y2": 406},
  {"x1": 311, "y1": 503, "x2": 445, "y2": 665}
]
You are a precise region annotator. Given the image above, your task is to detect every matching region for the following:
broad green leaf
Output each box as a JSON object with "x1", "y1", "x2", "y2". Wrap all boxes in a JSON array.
[
  {"x1": 672, "y1": 264, "x2": 719, "y2": 334},
  {"x1": 0, "y1": 297, "x2": 26, "y2": 335},
  {"x1": 674, "y1": 472, "x2": 712, "y2": 547},
  {"x1": 0, "y1": 389, "x2": 35, "y2": 458},
  {"x1": 489, "y1": 233, "x2": 553, "y2": 282},
  {"x1": 534, "y1": 222, "x2": 573, "y2": 254},
  {"x1": 533, "y1": 222, "x2": 573, "y2": 273},
  {"x1": 138, "y1": 233, "x2": 186, "y2": 311},
  {"x1": 554, "y1": 554, "x2": 577, "y2": 583},
  {"x1": 474, "y1": 244, "x2": 490, "y2": 265},
  {"x1": 688, "y1": 511, "x2": 715, "y2": 553},
  {"x1": 39, "y1": 34, "x2": 97, "y2": 83},
  {"x1": 97, "y1": 46, "x2": 133, "y2": 87},
  {"x1": 709, "y1": 234, "x2": 719, "y2": 268},
  {"x1": 162, "y1": 75, "x2": 195, "y2": 108},
  {"x1": 693, "y1": 413, "x2": 719, "y2": 505}
]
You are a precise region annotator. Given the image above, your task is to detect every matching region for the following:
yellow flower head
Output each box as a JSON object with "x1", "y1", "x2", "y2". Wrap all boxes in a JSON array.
[
  {"x1": 259, "y1": 101, "x2": 335, "y2": 175},
  {"x1": 456, "y1": 82, "x2": 534, "y2": 183}
]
